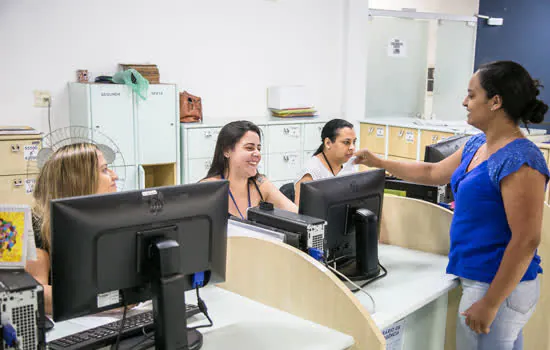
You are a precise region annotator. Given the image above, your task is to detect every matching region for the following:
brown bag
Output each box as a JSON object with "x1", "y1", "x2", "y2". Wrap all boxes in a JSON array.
[{"x1": 179, "y1": 91, "x2": 203, "y2": 123}]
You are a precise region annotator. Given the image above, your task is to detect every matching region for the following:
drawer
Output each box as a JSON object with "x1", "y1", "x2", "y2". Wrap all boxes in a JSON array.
[
  {"x1": 360, "y1": 123, "x2": 386, "y2": 154},
  {"x1": 303, "y1": 150, "x2": 316, "y2": 162},
  {"x1": 388, "y1": 127, "x2": 418, "y2": 159},
  {"x1": 186, "y1": 128, "x2": 221, "y2": 159},
  {"x1": 0, "y1": 139, "x2": 41, "y2": 175},
  {"x1": 419, "y1": 130, "x2": 455, "y2": 161},
  {"x1": 303, "y1": 123, "x2": 325, "y2": 151},
  {"x1": 267, "y1": 125, "x2": 302, "y2": 153},
  {"x1": 187, "y1": 158, "x2": 213, "y2": 184},
  {"x1": 267, "y1": 152, "x2": 302, "y2": 182},
  {"x1": 0, "y1": 174, "x2": 38, "y2": 205}
]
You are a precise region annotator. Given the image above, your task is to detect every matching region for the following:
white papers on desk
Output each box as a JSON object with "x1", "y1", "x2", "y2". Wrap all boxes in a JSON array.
[{"x1": 382, "y1": 318, "x2": 406, "y2": 350}]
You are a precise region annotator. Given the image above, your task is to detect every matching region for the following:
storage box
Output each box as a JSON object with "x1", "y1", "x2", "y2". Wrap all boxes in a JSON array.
[{"x1": 267, "y1": 86, "x2": 312, "y2": 110}]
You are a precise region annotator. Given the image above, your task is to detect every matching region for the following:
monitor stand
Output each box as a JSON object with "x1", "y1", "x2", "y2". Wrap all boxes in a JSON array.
[
  {"x1": 337, "y1": 208, "x2": 380, "y2": 281},
  {"x1": 121, "y1": 237, "x2": 203, "y2": 350}
]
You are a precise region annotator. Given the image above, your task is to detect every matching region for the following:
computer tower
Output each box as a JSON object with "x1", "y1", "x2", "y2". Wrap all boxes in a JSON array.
[
  {"x1": 247, "y1": 204, "x2": 326, "y2": 252},
  {"x1": 0, "y1": 270, "x2": 46, "y2": 350}
]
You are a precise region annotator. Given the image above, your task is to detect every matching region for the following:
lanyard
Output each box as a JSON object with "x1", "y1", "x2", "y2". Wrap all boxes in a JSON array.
[
  {"x1": 221, "y1": 174, "x2": 251, "y2": 220},
  {"x1": 322, "y1": 151, "x2": 336, "y2": 176}
]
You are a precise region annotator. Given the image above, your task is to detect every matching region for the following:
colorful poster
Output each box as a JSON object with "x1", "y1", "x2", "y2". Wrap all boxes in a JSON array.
[{"x1": 0, "y1": 205, "x2": 32, "y2": 267}]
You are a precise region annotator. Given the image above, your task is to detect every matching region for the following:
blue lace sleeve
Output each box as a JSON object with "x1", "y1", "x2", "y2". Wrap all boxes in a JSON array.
[
  {"x1": 461, "y1": 133, "x2": 486, "y2": 162},
  {"x1": 488, "y1": 140, "x2": 550, "y2": 190}
]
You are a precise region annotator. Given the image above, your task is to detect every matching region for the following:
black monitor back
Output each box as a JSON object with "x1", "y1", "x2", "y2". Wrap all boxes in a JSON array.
[
  {"x1": 298, "y1": 169, "x2": 385, "y2": 258},
  {"x1": 424, "y1": 134, "x2": 471, "y2": 163},
  {"x1": 50, "y1": 181, "x2": 229, "y2": 322}
]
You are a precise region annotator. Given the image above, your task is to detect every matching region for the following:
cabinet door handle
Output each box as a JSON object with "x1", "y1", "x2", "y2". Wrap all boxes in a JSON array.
[
  {"x1": 398, "y1": 129, "x2": 404, "y2": 137},
  {"x1": 283, "y1": 128, "x2": 290, "y2": 135},
  {"x1": 432, "y1": 135, "x2": 438, "y2": 142},
  {"x1": 10, "y1": 144, "x2": 20, "y2": 152},
  {"x1": 95, "y1": 125, "x2": 100, "y2": 129},
  {"x1": 368, "y1": 127, "x2": 374, "y2": 133},
  {"x1": 204, "y1": 130, "x2": 213, "y2": 138},
  {"x1": 13, "y1": 179, "x2": 23, "y2": 187}
]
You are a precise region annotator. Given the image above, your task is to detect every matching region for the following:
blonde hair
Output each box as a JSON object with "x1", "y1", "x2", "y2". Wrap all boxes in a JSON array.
[{"x1": 32, "y1": 143, "x2": 100, "y2": 252}]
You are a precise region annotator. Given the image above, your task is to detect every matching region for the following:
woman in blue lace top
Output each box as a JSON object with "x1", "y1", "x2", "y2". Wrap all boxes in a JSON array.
[{"x1": 354, "y1": 61, "x2": 549, "y2": 350}]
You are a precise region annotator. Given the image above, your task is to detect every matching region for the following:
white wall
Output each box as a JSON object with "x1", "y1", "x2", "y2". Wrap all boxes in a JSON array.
[
  {"x1": 369, "y1": 0, "x2": 479, "y2": 15},
  {"x1": 0, "y1": 0, "x2": 348, "y2": 133}
]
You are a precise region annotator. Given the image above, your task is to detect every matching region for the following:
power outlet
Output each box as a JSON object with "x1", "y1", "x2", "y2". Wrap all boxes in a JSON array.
[{"x1": 33, "y1": 90, "x2": 51, "y2": 107}]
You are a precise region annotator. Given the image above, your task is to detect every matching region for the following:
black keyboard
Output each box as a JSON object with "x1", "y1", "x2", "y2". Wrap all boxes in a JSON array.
[{"x1": 48, "y1": 304, "x2": 201, "y2": 349}]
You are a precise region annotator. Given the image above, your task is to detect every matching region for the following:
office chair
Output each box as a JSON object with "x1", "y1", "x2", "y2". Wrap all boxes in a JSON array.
[{"x1": 279, "y1": 182, "x2": 295, "y2": 203}]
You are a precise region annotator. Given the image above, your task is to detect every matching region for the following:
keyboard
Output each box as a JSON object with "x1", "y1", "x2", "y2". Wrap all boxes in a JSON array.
[{"x1": 48, "y1": 304, "x2": 200, "y2": 349}]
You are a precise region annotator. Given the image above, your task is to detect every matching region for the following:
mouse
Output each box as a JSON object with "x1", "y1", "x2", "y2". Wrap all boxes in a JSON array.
[{"x1": 44, "y1": 316, "x2": 54, "y2": 332}]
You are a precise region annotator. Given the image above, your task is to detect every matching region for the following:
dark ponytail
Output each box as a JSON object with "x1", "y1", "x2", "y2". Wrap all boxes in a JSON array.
[{"x1": 313, "y1": 119, "x2": 354, "y2": 156}]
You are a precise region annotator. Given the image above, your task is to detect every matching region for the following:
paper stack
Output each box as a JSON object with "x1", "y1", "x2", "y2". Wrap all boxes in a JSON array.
[{"x1": 267, "y1": 86, "x2": 317, "y2": 118}]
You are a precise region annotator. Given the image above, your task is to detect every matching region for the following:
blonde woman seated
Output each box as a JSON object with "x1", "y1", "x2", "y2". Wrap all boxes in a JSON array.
[
  {"x1": 202, "y1": 120, "x2": 297, "y2": 219},
  {"x1": 25, "y1": 143, "x2": 119, "y2": 314},
  {"x1": 294, "y1": 119, "x2": 358, "y2": 205}
]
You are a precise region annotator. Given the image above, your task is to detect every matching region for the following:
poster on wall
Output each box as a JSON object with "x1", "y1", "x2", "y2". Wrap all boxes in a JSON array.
[{"x1": 388, "y1": 38, "x2": 407, "y2": 58}]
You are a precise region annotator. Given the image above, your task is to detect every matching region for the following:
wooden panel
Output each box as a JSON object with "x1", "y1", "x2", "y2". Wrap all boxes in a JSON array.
[
  {"x1": 420, "y1": 130, "x2": 455, "y2": 161},
  {"x1": 219, "y1": 236, "x2": 385, "y2": 350},
  {"x1": 388, "y1": 127, "x2": 418, "y2": 159},
  {"x1": 524, "y1": 202, "x2": 550, "y2": 350},
  {"x1": 0, "y1": 137, "x2": 41, "y2": 176},
  {"x1": 142, "y1": 163, "x2": 176, "y2": 188},
  {"x1": 387, "y1": 155, "x2": 417, "y2": 163},
  {"x1": 380, "y1": 194, "x2": 459, "y2": 350},
  {"x1": 360, "y1": 123, "x2": 386, "y2": 154},
  {"x1": 0, "y1": 174, "x2": 37, "y2": 205}
]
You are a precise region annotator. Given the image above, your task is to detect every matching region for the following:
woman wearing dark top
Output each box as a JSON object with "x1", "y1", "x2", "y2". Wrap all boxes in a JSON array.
[
  {"x1": 201, "y1": 120, "x2": 297, "y2": 219},
  {"x1": 354, "y1": 61, "x2": 549, "y2": 350},
  {"x1": 26, "y1": 143, "x2": 119, "y2": 314}
]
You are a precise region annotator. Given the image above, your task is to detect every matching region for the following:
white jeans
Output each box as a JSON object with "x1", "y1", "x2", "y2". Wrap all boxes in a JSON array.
[{"x1": 456, "y1": 277, "x2": 540, "y2": 350}]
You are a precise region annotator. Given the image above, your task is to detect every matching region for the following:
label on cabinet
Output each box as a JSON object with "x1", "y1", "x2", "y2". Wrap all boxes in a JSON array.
[
  {"x1": 25, "y1": 179, "x2": 35, "y2": 194},
  {"x1": 382, "y1": 318, "x2": 406, "y2": 350},
  {"x1": 405, "y1": 131, "x2": 415, "y2": 144},
  {"x1": 24, "y1": 145, "x2": 39, "y2": 161},
  {"x1": 376, "y1": 127, "x2": 384, "y2": 138}
]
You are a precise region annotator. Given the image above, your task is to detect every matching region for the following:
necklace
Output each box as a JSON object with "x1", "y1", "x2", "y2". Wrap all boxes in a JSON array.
[{"x1": 473, "y1": 129, "x2": 522, "y2": 163}]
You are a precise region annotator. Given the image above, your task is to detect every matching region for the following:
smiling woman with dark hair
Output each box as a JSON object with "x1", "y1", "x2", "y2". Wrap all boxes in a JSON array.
[
  {"x1": 202, "y1": 120, "x2": 296, "y2": 219},
  {"x1": 354, "y1": 61, "x2": 549, "y2": 350}
]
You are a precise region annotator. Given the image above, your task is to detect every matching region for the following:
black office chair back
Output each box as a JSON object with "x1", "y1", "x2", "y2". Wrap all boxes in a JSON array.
[{"x1": 279, "y1": 182, "x2": 295, "y2": 203}]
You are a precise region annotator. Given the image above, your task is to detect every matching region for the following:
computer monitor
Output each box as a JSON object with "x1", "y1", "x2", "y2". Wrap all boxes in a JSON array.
[
  {"x1": 50, "y1": 181, "x2": 229, "y2": 350},
  {"x1": 424, "y1": 135, "x2": 471, "y2": 204},
  {"x1": 424, "y1": 134, "x2": 471, "y2": 163},
  {"x1": 299, "y1": 169, "x2": 385, "y2": 280}
]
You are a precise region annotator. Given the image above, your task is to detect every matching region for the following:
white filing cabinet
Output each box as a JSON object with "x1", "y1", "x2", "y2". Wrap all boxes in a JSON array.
[
  {"x1": 181, "y1": 119, "x2": 327, "y2": 188},
  {"x1": 69, "y1": 83, "x2": 180, "y2": 191}
]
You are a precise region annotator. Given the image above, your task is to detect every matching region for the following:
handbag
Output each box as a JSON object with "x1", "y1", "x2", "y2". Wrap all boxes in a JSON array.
[{"x1": 179, "y1": 91, "x2": 203, "y2": 123}]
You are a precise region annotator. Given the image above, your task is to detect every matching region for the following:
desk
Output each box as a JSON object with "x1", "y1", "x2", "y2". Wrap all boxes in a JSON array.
[
  {"x1": 223, "y1": 217, "x2": 459, "y2": 350},
  {"x1": 354, "y1": 244, "x2": 458, "y2": 349},
  {"x1": 47, "y1": 286, "x2": 354, "y2": 350}
]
